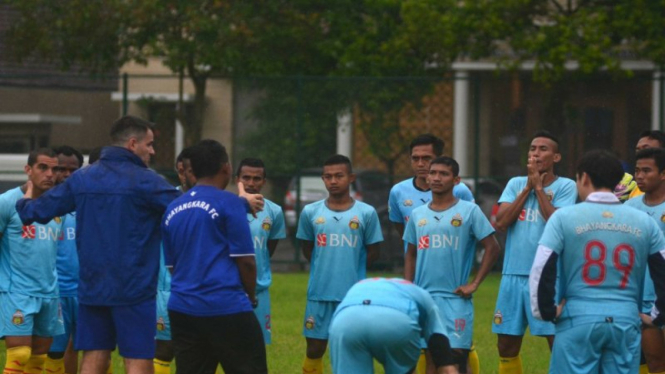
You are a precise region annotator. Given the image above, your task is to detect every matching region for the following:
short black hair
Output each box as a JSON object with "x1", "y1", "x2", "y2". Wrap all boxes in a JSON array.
[
  {"x1": 176, "y1": 146, "x2": 194, "y2": 165},
  {"x1": 53, "y1": 145, "x2": 84, "y2": 167},
  {"x1": 532, "y1": 130, "x2": 560, "y2": 151},
  {"x1": 88, "y1": 147, "x2": 103, "y2": 164},
  {"x1": 236, "y1": 158, "x2": 266, "y2": 177},
  {"x1": 430, "y1": 156, "x2": 460, "y2": 177},
  {"x1": 410, "y1": 134, "x2": 445, "y2": 156},
  {"x1": 110, "y1": 116, "x2": 154, "y2": 145},
  {"x1": 636, "y1": 147, "x2": 665, "y2": 173},
  {"x1": 189, "y1": 139, "x2": 229, "y2": 179},
  {"x1": 638, "y1": 130, "x2": 665, "y2": 148},
  {"x1": 577, "y1": 150, "x2": 624, "y2": 190},
  {"x1": 27, "y1": 148, "x2": 57, "y2": 166},
  {"x1": 323, "y1": 154, "x2": 353, "y2": 174}
]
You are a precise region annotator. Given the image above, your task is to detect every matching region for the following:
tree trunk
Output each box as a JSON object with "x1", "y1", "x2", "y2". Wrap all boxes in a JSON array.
[{"x1": 184, "y1": 71, "x2": 208, "y2": 147}]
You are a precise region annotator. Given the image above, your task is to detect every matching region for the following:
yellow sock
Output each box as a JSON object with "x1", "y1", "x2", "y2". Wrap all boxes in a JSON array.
[
  {"x1": 43, "y1": 357, "x2": 64, "y2": 374},
  {"x1": 302, "y1": 357, "x2": 323, "y2": 374},
  {"x1": 415, "y1": 351, "x2": 426, "y2": 374},
  {"x1": 468, "y1": 344, "x2": 480, "y2": 374},
  {"x1": 498, "y1": 355, "x2": 522, "y2": 374},
  {"x1": 639, "y1": 364, "x2": 648, "y2": 374},
  {"x1": 22, "y1": 354, "x2": 46, "y2": 374},
  {"x1": 153, "y1": 359, "x2": 171, "y2": 374},
  {"x1": 3, "y1": 346, "x2": 31, "y2": 374}
]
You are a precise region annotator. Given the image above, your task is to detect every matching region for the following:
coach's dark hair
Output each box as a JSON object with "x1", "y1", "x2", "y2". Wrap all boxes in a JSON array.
[
  {"x1": 53, "y1": 145, "x2": 84, "y2": 167},
  {"x1": 110, "y1": 116, "x2": 154, "y2": 145},
  {"x1": 323, "y1": 154, "x2": 353, "y2": 174},
  {"x1": 88, "y1": 147, "x2": 103, "y2": 164},
  {"x1": 27, "y1": 148, "x2": 57, "y2": 166},
  {"x1": 577, "y1": 150, "x2": 624, "y2": 190},
  {"x1": 636, "y1": 147, "x2": 665, "y2": 173},
  {"x1": 410, "y1": 134, "x2": 445, "y2": 156},
  {"x1": 532, "y1": 130, "x2": 560, "y2": 151},
  {"x1": 639, "y1": 130, "x2": 665, "y2": 148},
  {"x1": 189, "y1": 139, "x2": 229, "y2": 179},
  {"x1": 236, "y1": 158, "x2": 266, "y2": 178},
  {"x1": 430, "y1": 156, "x2": 460, "y2": 177}
]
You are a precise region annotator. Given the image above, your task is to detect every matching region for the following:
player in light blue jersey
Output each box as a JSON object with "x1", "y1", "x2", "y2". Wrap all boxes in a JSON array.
[
  {"x1": 0, "y1": 149, "x2": 64, "y2": 374},
  {"x1": 389, "y1": 134, "x2": 474, "y2": 253},
  {"x1": 626, "y1": 147, "x2": 665, "y2": 374},
  {"x1": 329, "y1": 278, "x2": 459, "y2": 374},
  {"x1": 492, "y1": 131, "x2": 577, "y2": 374},
  {"x1": 530, "y1": 150, "x2": 665, "y2": 374},
  {"x1": 404, "y1": 157, "x2": 500, "y2": 374},
  {"x1": 236, "y1": 158, "x2": 286, "y2": 345},
  {"x1": 44, "y1": 146, "x2": 83, "y2": 374},
  {"x1": 297, "y1": 154, "x2": 383, "y2": 374}
]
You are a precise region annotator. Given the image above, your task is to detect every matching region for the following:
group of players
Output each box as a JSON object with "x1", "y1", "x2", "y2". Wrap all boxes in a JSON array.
[{"x1": 2, "y1": 114, "x2": 665, "y2": 374}]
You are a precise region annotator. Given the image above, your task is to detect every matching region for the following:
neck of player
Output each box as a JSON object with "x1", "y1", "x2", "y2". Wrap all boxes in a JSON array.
[
  {"x1": 541, "y1": 169, "x2": 557, "y2": 187},
  {"x1": 645, "y1": 185, "x2": 665, "y2": 206},
  {"x1": 415, "y1": 175, "x2": 430, "y2": 190},
  {"x1": 430, "y1": 189, "x2": 456, "y2": 210},
  {"x1": 327, "y1": 191, "x2": 354, "y2": 211}
]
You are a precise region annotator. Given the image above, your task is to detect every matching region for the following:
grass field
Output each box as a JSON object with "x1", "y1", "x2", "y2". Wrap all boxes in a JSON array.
[{"x1": 0, "y1": 272, "x2": 552, "y2": 373}]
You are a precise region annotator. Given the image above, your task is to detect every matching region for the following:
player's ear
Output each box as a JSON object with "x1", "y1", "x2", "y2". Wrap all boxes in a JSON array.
[
  {"x1": 453, "y1": 176, "x2": 461, "y2": 185},
  {"x1": 553, "y1": 152, "x2": 562, "y2": 163}
]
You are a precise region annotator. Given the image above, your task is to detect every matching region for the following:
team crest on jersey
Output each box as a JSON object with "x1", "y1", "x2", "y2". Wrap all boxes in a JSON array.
[
  {"x1": 451, "y1": 213, "x2": 463, "y2": 227},
  {"x1": 404, "y1": 199, "x2": 413, "y2": 207},
  {"x1": 602, "y1": 211, "x2": 614, "y2": 219},
  {"x1": 305, "y1": 316, "x2": 315, "y2": 330},
  {"x1": 12, "y1": 310, "x2": 24, "y2": 325},
  {"x1": 315, "y1": 217, "x2": 326, "y2": 225},
  {"x1": 21, "y1": 225, "x2": 35, "y2": 239},
  {"x1": 418, "y1": 235, "x2": 430, "y2": 249},
  {"x1": 417, "y1": 219, "x2": 427, "y2": 227},
  {"x1": 349, "y1": 216, "x2": 360, "y2": 230},
  {"x1": 493, "y1": 310, "x2": 502, "y2": 325},
  {"x1": 53, "y1": 216, "x2": 62, "y2": 224},
  {"x1": 156, "y1": 317, "x2": 166, "y2": 331},
  {"x1": 262, "y1": 217, "x2": 272, "y2": 231},
  {"x1": 661, "y1": 212, "x2": 665, "y2": 223},
  {"x1": 546, "y1": 190, "x2": 554, "y2": 201}
]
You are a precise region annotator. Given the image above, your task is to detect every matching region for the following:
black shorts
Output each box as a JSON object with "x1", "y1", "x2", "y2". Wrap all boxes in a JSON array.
[{"x1": 169, "y1": 310, "x2": 267, "y2": 374}]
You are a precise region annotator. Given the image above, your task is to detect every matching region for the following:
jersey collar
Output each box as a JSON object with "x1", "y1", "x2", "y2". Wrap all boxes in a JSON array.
[{"x1": 586, "y1": 191, "x2": 620, "y2": 203}]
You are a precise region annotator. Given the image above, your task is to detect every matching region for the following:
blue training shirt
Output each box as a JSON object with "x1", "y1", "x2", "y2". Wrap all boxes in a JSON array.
[
  {"x1": 403, "y1": 200, "x2": 494, "y2": 297},
  {"x1": 0, "y1": 187, "x2": 61, "y2": 297},
  {"x1": 500, "y1": 176, "x2": 577, "y2": 275},
  {"x1": 248, "y1": 198, "x2": 286, "y2": 291},
  {"x1": 56, "y1": 212, "x2": 78, "y2": 297},
  {"x1": 162, "y1": 185, "x2": 255, "y2": 316},
  {"x1": 296, "y1": 199, "x2": 383, "y2": 301}
]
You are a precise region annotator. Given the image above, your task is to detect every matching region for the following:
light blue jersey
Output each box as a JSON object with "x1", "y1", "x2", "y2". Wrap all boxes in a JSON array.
[
  {"x1": 296, "y1": 199, "x2": 383, "y2": 301},
  {"x1": 56, "y1": 213, "x2": 78, "y2": 297},
  {"x1": 248, "y1": 199, "x2": 286, "y2": 291},
  {"x1": 500, "y1": 176, "x2": 577, "y2": 275},
  {"x1": 0, "y1": 187, "x2": 61, "y2": 297},
  {"x1": 157, "y1": 249, "x2": 171, "y2": 293},
  {"x1": 403, "y1": 200, "x2": 494, "y2": 297},
  {"x1": 624, "y1": 195, "x2": 665, "y2": 310}
]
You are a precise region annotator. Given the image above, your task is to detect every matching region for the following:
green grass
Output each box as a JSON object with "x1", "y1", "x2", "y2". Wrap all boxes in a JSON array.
[{"x1": 0, "y1": 273, "x2": 551, "y2": 373}]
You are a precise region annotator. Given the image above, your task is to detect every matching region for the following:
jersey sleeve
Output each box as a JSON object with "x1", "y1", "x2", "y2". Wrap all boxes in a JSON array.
[
  {"x1": 403, "y1": 212, "x2": 417, "y2": 245},
  {"x1": 296, "y1": 206, "x2": 314, "y2": 241},
  {"x1": 0, "y1": 193, "x2": 14, "y2": 234},
  {"x1": 498, "y1": 178, "x2": 519, "y2": 205},
  {"x1": 552, "y1": 180, "x2": 578, "y2": 208},
  {"x1": 470, "y1": 204, "x2": 495, "y2": 241},
  {"x1": 388, "y1": 185, "x2": 403, "y2": 223},
  {"x1": 363, "y1": 207, "x2": 384, "y2": 245},
  {"x1": 15, "y1": 179, "x2": 76, "y2": 224},
  {"x1": 225, "y1": 198, "x2": 255, "y2": 257},
  {"x1": 538, "y1": 211, "x2": 565, "y2": 254},
  {"x1": 453, "y1": 183, "x2": 475, "y2": 203},
  {"x1": 145, "y1": 175, "x2": 181, "y2": 213},
  {"x1": 647, "y1": 219, "x2": 665, "y2": 256},
  {"x1": 269, "y1": 205, "x2": 287, "y2": 240}
]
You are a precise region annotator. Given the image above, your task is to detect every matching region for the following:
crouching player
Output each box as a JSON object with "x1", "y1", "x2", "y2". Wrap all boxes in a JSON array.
[{"x1": 329, "y1": 278, "x2": 459, "y2": 374}]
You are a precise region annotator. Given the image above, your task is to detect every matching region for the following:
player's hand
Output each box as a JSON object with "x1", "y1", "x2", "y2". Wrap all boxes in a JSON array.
[
  {"x1": 237, "y1": 181, "x2": 264, "y2": 217},
  {"x1": 22, "y1": 180, "x2": 34, "y2": 199},
  {"x1": 555, "y1": 299, "x2": 566, "y2": 319},
  {"x1": 453, "y1": 283, "x2": 477, "y2": 299},
  {"x1": 641, "y1": 313, "x2": 657, "y2": 329},
  {"x1": 527, "y1": 157, "x2": 544, "y2": 190}
]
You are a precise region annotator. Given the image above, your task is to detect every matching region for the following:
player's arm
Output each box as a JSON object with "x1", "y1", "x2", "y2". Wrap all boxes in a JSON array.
[
  {"x1": 528, "y1": 244, "x2": 559, "y2": 321},
  {"x1": 366, "y1": 242, "x2": 380, "y2": 267},
  {"x1": 392, "y1": 222, "x2": 405, "y2": 239},
  {"x1": 647, "y1": 243, "x2": 665, "y2": 327},
  {"x1": 301, "y1": 240, "x2": 314, "y2": 263},
  {"x1": 494, "y1": 188, "x2": 531, "y2": 232},
  {"x1": 237, "y1": 182, "x2": 264, "y2": 217},
  {"x1": 234, "y1": 255, "x2": 257, "y2": 304},
  {"x1": 454, "y1": 235, "x2": 500, "y2": 298},
  {"x1": 404, "y1": 243, "x2": 417, "y2": 281},
  {"x1": 533, "y1": 188, "x2": 557, "y2": 221},
  {"x1": 16, "y1": 180, "x2": 76, "y2": 224},
  {"x1": 267, "y1": 239, "x2": 280, "y2": 258}
]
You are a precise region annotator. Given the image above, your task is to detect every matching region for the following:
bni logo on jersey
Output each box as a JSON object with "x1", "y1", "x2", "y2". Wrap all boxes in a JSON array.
[
  {"x1": 418, "y1": 235, "x2": 429, "y2": 250},
  {"x1": 316, "y1": 234, "x2": 327, "y2": 247},
  {"x1": 21, "y1": 225, "x2": 35, "y2": 239}
]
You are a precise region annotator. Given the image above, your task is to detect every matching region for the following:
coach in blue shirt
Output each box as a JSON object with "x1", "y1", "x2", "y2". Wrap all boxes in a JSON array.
[{"x1": 16, "y1": 116, "x2": 181, "y2": 374}]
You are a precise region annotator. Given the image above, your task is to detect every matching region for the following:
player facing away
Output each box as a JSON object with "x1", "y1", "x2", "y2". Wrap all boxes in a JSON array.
[
  {"x1": 297, "y1": 154, "x2": 383, "y2": 374},
  {"x1": 236, "y1": 158, "x2": 286, "y2": 345},
  {"x1": 626, "y1": 147, "x2": 665, "y2": 374},
  {"x1": 45, "y1": 146, "x2": 84, "y2": 374},
  {"x1": 161, "y1": 140, "x2": 267, "y2": 374},
  {"x1": 0, "y1": 149, "x2": 64, "y2": 374},
  {"x1": 530, "y1": 149, "x2": 665, "y2": 374},
  {"x1": 404, "y1": 157, "x2": 500, "y2": 374},
  {"x1": 492, "y1": 130, "x2": 577, "y2": 374},
  {"x1": 329, "y1": 278, "x2": 459, "y2": 374}
]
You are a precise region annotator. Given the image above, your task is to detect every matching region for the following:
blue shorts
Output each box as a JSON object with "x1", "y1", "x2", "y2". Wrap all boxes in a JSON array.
[
  {"x1": 77, "y1": 298, "x2": 156, "y2": 359},
  {"x1": 303, "y1": 300, "x2": 340, "y2": 339},
  {"x1": 433, "y1": 296, "x2": 473, "y2": 349},
  {"x1": 50, "y1": 296, "x2": 78, "y2": 352},
  {"x1": 492, "y1": 275, "x2": 555, "y2": 336},
  {"x1": 550, "y1": 320, "x2": 640, "y2": 374},
  {"x1": 330, "y1": 305, "x2": 421, "y2": 374},
  {"x1": 0, "y1": 292, "x2": 64, "y2": 337},
  {"x1": 156, "y1": 290, "x2": 171, "y2": 341},
  {"x1": 253, "y1": 289, "x2": 271, "y2": 344}
]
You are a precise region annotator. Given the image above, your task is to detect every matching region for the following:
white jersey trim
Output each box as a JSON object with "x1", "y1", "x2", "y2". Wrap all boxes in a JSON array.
[
  {"x1": 529, "y1": 245, "x2": 554, "y2": 320},
  {"x1": 586, "y1": 192, "x2": 620, "y2": 203},
  {"x1": 230, "y1": 253, "x2": 256, "y2": 258}
]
